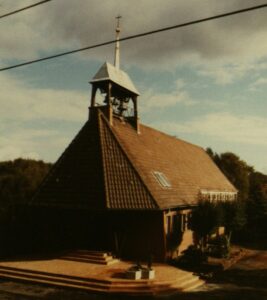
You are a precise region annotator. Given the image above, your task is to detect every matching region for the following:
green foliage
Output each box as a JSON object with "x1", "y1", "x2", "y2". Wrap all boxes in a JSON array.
[
  {"x1": 190, "y1": 200, "x2": 223, "y2": 250},
  {"x1": 0, "y1": 158, "x2": 52, "y2": 208},
  {"x1": 247, "y1": 172, "x2": 267, "y2": 232},
  {"x1": 207, "y1": 149, "x2": 253, "y2": 201},
  {"x1": 220, "y1": 200, "x2": 246, "y2": 234},
  {"x1": 0, "y1": 158, "x2": 52, "y2": 255},
  {"x1": 178, "y1": 245, "x2": 207, "y2": 266},
  {"x1": 207, "y1": 235, "x2": 230, "y2": 258},
  {"x1": 207, "y1": 148, "x2": 267, "y2": 239},
  {"x1": 190, "y1": 200, "x2": 223, "y2": 237}
]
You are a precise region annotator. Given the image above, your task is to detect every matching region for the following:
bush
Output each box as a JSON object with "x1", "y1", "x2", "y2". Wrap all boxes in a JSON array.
[
  {"x1": 177, "y1": 246, "x2": 208, "y2": 266},
  {"x1": 206, "y1": 235, "x2": 230, "y2": 258}
]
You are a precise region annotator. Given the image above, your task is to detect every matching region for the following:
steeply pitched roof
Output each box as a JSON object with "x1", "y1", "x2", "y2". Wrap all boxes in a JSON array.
[
  {"x1": 111, "y1": 117, "x2": 237, "y2": 209},
  {"x1": 31, "y1": 118, "x2": 105, "y2": 209},
  {"x1": 90, "y1": 62, "x2": 139, "y2": 95},
  {"x1": 31, "y1": 111, "x2": 157, "y2": 210},
  {"x1": 99, "y1": 113, "x2": 157, "y2": 209},
  {"x1": 32, "y1": 109, "x2": 236, "y2": 210}
]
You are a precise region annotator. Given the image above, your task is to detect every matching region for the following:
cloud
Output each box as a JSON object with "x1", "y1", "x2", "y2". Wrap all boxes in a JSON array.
[
  {"x1": 250, "y1": 77, "x2": 267, "y2": 90},
  {"x1": 1, "y1": 0, "x2": 267, "y2": 69},
  {"x1": 262, "y1": 167, "x2": 267, "y2": 175},
  {"x1": 0, "y1": 125, "x2": 71, "y2": 162},
  {"x1": 197, "y1": 61, "x2": 267, "y2": 85},
  {"x1": 0, "y1": 72, "x2": 88, "y2": 162},
  {"x1": 0, "y1": 145, "x2": 40, "y2": 161},
  {"x1": 0, "y1": 73, "x2": 87, "y2": 123},
  {"x1": 140, "y1": 79, "x2": 195, "y2": 111},
  {"x1": 152, "y1": 112, "x2": 267, "y2": 146},
  {"x1": 0, "y1": 134, "x2": 69, "y2": 162}
]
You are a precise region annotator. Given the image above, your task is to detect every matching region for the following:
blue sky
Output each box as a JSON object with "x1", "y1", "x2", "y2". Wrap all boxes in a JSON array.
[{"x1": 1, "y1": 0, "x2": 267, "y2": 173}]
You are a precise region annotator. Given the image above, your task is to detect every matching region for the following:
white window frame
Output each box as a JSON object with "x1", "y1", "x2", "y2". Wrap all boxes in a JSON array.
[{"x1": 153, "y1": 171, "x2": 171, "y2": 188}]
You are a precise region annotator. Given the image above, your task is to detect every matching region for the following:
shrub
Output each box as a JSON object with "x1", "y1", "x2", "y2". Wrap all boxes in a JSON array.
[
  {"x1": 206, "y1": 235, "x2": 230, "y2": 258},
  {"x1": 178, "y1": 246, "x2": 208, "y2": 266}
]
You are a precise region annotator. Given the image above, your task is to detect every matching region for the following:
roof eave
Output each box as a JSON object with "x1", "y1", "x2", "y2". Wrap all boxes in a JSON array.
[{"x1": 90, "y1": 78, "x2": 140, "y2": 96}]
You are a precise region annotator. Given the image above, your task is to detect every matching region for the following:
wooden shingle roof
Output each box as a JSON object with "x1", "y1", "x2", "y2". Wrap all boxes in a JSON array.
[{"x1": 32, "y1": 108, "x2": 236, "y2": 210}]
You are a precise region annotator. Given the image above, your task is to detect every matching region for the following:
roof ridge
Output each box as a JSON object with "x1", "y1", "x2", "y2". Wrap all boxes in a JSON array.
[
  {"x1": 97, "y1": 110, "x2": 110, "y2": 209},
  {"x1": 98, "y1": 111, "x2": 159, "y2": 210}
]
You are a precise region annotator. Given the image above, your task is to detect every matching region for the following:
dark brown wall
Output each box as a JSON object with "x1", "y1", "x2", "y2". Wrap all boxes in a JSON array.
[
  {"x1": 107, "y1": 211, "x2": 165, "y2": 262},
  {"x1": 25, "y1": 208, "x2": 166, "y2": 261}
]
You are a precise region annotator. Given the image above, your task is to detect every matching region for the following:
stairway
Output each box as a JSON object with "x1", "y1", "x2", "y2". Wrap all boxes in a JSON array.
[
  {"x1": 0, "y1": 264, "x2": 204, "y2": 296},
  {"x1": 59, "y1": 250, "x2": 119, "y2": 265}
]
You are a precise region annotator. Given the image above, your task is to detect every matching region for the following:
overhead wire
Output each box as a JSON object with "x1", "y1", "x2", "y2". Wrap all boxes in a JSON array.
[
  {"x1": 0, "y1": 0, "x2": 52, "y2": 19},
  {"x1": 0, "y1": 3, "x2": 267, "y2": 72}
]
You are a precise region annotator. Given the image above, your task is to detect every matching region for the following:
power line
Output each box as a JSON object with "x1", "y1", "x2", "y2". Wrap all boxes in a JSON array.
[
  {"x1": 1, "y1": 3, "x2": 267, "y2": 72},
  {"x1": 0, "y1": 0, "x2": 52, "y2": 19}
]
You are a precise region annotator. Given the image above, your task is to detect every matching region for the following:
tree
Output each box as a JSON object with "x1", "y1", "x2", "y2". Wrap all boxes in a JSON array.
[
  {"x1": 190, "y1": 200, "x2": 223, "y2": 251},
  {"x1": 247, "y1": 172, "x2": 267, "y2": 233},
  {"x1": 217, "y1": 153, "x2": 253, "y2": 201},
  {"x1": 0, "y1": 158, "x2": 52, "y2": 226},
  {"x1": 0, "y1": 158, "x2": 52, "y2": 255},
  {"x1": 220, "y1": 200, "x2": 246, "y2": 247},
  {"x1": 0, "y1": 158, "x2": 52, "y2": 208},
  {"x1": 206, "y1": 148, "x2": 267, "y2": 241}
]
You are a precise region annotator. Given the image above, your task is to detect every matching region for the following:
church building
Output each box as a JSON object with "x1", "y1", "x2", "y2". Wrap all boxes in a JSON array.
[{"x1": 30, "y1": 19, "x2": 237, "y2": 262}]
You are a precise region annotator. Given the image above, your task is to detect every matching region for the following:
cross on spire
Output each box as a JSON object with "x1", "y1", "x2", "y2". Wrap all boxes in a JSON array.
[
  {"x1": 116, "y1": 15, "x2": 122, "y2": 31},
  {"x1": 114, "y1": 15, "x2": 121, "y2": 69}
]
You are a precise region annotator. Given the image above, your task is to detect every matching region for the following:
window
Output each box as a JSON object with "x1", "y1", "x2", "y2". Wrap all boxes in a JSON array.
[
  {"x1": 166, "y1": 216, "x2": 172, "y2": 234},
  {"x1": 200, "y1": 190, "x2": 237, "y2": 202},
  {"x1": 153, "y1": 171, "x2": 171, "y2": 188}
]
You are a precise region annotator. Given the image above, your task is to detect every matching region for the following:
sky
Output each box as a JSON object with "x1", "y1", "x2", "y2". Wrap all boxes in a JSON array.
[{"x1": 0, "y1": 0, "x2": 267, "y2": 173}]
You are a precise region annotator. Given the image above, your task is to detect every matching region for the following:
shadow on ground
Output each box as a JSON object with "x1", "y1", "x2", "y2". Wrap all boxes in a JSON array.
[{"x1": 212, "y1": 268, "x2": 267, "y2": 288}]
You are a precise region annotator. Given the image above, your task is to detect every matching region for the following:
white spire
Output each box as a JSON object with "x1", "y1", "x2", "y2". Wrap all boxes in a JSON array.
[{"x1": 114, "y1": 15, "x2": 121, "y2": 69}]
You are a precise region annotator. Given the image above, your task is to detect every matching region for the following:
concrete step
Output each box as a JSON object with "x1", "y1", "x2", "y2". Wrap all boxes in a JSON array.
[
  {"x1": 0, "y1": 266, "x2": 155, "y2": 290},
  {"x1": 0, "y1": 263, "x2": 204, "y2": 296},
  {"x1": 182, "y1": 279, "x2": 205, "y2": 292},
  {"x1": 0, "y1": 271, "x2": 110, "y2": 294},
  {"x1": 73, "y1": 250, "x2": 112, "y2": 256},
  {"x1": 170, "y1": 274, "x2": 205, "y2": 292},
  {"x1": 151, "y1": 272, "x2": 194, "y2": 288},
  {"x1": 66, "y1": 251, "x2": 109, "y2": 258},
  {"x1": 0, "y1": 270, "x2": 157, "y2": 296},
  {"x1": 63, "y1": 255, "x2": 114, "y2": 262},
  {"x1": 60, "y1": 256, "x2": 119, "y2": 265},
  {"x1": 59, "y1": 250, "x2": 119, "y2": 265},
  {"x1": 0, "y1": 265, "x2": 108, "y2": 284}
]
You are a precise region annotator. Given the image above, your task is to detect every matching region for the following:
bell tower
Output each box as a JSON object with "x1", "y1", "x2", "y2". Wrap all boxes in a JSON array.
[{"x1": 89, "y1": 17, "x2": 140, "y2": 133}]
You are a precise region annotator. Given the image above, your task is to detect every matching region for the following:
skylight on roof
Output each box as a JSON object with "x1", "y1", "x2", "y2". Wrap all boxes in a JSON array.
[{"x1": 153, "y1": 171, "x2": 171, "y2": 188}]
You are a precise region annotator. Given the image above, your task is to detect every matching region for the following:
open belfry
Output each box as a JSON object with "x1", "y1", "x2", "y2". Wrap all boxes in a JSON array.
[{"x1": 30, "y1": 18, "x2": 237, "y2": 262}]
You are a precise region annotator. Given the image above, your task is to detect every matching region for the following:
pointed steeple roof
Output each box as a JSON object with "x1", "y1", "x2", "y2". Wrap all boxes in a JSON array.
[
  {"x1": 90, "y1": 17, "x2": 139, "y2": 97},
  {"x1": 90, "y1": 62, "x2": 139, "y2": 96}
]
